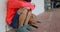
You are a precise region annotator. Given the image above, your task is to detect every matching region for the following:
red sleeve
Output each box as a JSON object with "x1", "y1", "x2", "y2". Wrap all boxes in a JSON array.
[
  {"x1": 9, "y1": 0, "x2": 33, "y2": 8},
  {"x1": 29, "y1": 5, "x2": 35, "y2": 11}
]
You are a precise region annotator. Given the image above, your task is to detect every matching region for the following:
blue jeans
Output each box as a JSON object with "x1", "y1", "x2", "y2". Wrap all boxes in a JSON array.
[{"x1": 10, "y1": 13, "x2": 19, "y2": 29}]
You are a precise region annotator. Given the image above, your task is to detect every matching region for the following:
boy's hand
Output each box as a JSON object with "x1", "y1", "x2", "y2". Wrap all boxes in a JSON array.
[
  {"x1": 18, "y1": 7, "x2": 30, "y2": 14},
  {"x1": 23, "y1": 7, "x2": 30, "y2": 10}
]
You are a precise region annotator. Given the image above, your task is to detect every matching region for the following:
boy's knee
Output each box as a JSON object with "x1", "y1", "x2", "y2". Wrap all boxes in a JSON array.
[
  {"x1": 23, "y1": 10, "x2": 28, "y2": 14},
  {"x1": 18, "y1": 8, "x2": 28, "y2": 14}
]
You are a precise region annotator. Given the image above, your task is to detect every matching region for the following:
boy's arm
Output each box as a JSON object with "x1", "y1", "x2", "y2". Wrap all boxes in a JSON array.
[
  {"x1": 8, "y1": 0, "x2": 35, "y2": 10},
  {"x1": 9, "y1": 0, "x2": 34, "y2": 8}
]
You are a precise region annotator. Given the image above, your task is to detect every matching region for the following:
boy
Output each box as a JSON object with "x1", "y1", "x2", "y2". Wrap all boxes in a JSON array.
[{"x1": 6, "y1": 0, "x2": 34, "y2": 28}]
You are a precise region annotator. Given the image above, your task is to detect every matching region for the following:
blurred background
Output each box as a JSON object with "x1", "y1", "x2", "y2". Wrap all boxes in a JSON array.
[{"x1": 0, "y1": 0, "x2": 60, "y2": 32}]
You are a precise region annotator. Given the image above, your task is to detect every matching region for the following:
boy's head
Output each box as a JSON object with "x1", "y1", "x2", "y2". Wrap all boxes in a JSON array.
[
  {"x1": 25, "y1": 0, "x2": 31, "y2": 2},
  {"x1": 20, "y1": 0, "x2": 31, "y2": 2}
]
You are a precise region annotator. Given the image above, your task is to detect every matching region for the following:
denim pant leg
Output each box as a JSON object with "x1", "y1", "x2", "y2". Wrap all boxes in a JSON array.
[
  {"x1": 24, "y1": 24, "x2": 36, "y2": 31},
  {"x1": 17, "y1": 24, "x2": 36, "y2": 32},
  {"x1": 17, "y1": 26, "x2": 30, "y2": 32},
  {"x1": 10, "y1": 13, "x2": 20, "y2": 29}
]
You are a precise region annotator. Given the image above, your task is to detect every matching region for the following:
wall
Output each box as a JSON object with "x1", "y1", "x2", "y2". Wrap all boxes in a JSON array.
[
  {"x1": 32, "y1": 0, "x2": 45, "y2": 16},
  {"x1": 0, "y1": 0, "x2": 7, "y2": 32},
  {"x1": 0, "y1": 0, "x2": 44, "y2": 32}
]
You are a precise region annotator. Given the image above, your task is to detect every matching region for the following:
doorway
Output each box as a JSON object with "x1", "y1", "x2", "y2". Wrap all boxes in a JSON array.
[
  {"x1": 51, "y1": 0, "x2": 60, "y2": 8},
  {"x1": 44, "y1": 0, "x2": 60, "y2": 10}
]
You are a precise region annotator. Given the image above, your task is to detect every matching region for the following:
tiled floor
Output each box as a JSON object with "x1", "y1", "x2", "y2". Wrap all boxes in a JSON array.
[{"x1": 31, "y1": 8, "x2": 60, "y2": 32}]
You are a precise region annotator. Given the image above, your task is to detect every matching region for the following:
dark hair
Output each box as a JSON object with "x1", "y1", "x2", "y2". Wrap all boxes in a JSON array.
[{"x1": 25, "y1": 0, "x2": 31, "y2": 2}]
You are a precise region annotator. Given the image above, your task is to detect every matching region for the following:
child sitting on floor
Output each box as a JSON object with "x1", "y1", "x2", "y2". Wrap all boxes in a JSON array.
[
  {"x1": 6, "y1": 0, "x2": 40, "y2": 31},
  {"x1": 6, "y1": 0, "x2": 35, "y2": 29}
]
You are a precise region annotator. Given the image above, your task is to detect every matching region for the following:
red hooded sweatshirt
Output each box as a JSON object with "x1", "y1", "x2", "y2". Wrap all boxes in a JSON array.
[{"x1": 6, "y1": 0, "x2": 35, "y2": 25}]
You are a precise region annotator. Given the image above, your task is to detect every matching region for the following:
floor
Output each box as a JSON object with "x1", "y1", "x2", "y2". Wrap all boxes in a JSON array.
[
  {"x1": 7, "y1": 8, "x2": 60, "y2": 32},
  {"x1": 31, "y1": 8, "x2": 60, "y2": 32}
]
